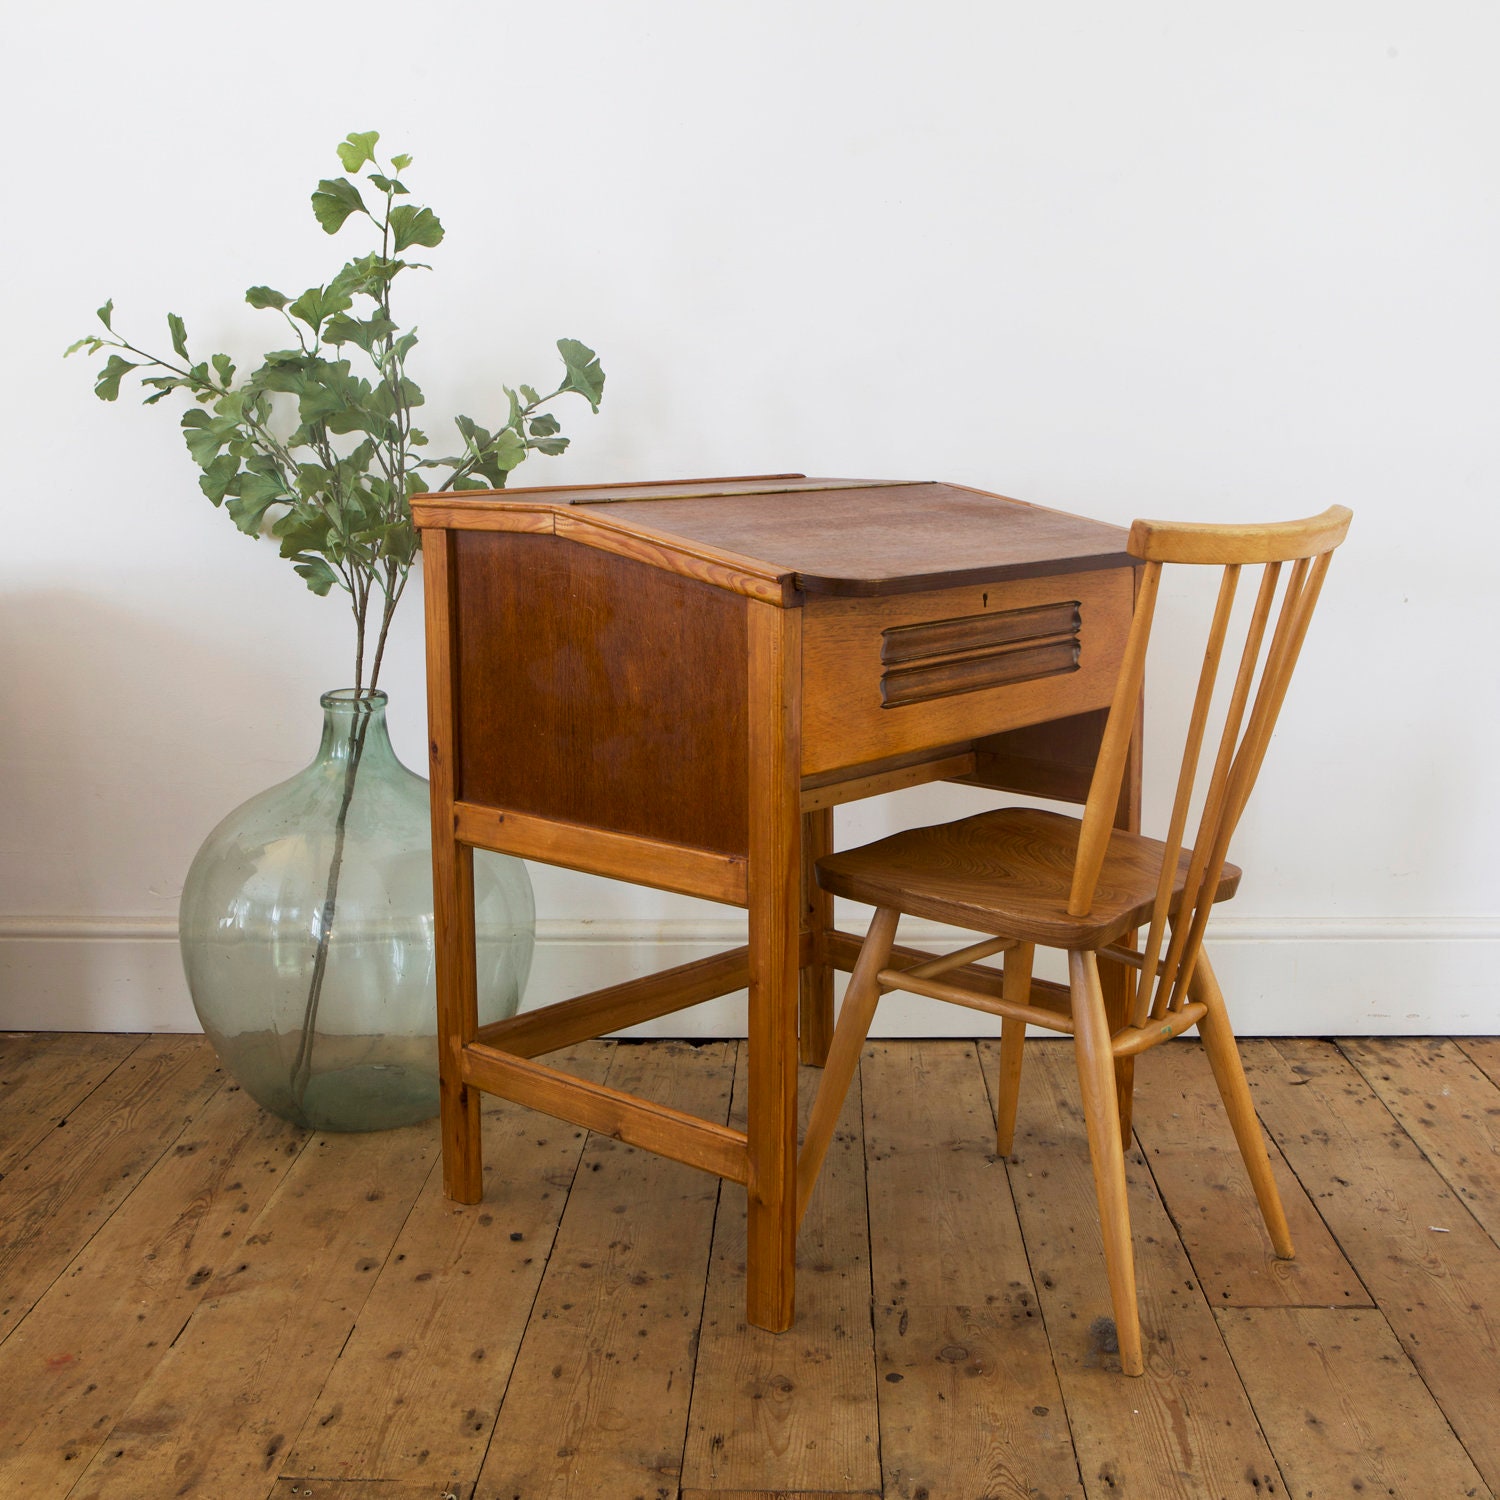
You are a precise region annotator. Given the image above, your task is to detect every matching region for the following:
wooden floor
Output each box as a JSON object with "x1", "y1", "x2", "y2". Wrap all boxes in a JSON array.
[{"x1": 1, "y1": 1034, "x2": 1498, "y2": 1499}]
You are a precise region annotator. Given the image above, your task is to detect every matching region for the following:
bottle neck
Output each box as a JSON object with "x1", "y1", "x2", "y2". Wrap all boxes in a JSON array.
[{"x1": 315, "y1": 689, "x2": 399, "y2": 770}]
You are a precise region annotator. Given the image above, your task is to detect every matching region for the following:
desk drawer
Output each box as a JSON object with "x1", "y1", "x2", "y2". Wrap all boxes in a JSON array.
[{"x1": 800, "y1": 567, "x2": 1133, "y2": 778}]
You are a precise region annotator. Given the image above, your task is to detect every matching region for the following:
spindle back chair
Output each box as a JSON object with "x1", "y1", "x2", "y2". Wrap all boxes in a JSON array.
[{"x1": 797, "y1": 505, "x2": 1352, "y2": 1376}]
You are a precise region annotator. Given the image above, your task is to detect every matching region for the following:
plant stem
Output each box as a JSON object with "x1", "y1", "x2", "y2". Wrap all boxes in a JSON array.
[
  {"x1": 287, "y1": 696, "x2": 371, "y2": 1115},
  {"x1": 367, "y1": 572, "x2": 403, "y2": 692}
]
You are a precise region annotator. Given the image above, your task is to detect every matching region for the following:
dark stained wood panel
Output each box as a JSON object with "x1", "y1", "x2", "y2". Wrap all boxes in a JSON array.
[
  {"x1": 452, "y1": 530, "x2": 751, "y2": 857},
  {"x1": 580, "y1": 482, "x2": 1132, "y2": 595},
  {"x1": 881, "y1": 639, "x2": 1079, "y2": 707},
  {"x1": 961, "y1": 709, "x2": 1112, "y2": 804},
  {"x1": 879, "y1": 599, "x2": 1081, "y2": 664}
]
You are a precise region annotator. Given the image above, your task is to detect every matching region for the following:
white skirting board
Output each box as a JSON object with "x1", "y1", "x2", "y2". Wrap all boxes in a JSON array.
[{"x1": 0, "y1": 915, "x2": 1496, "y2": 1036}]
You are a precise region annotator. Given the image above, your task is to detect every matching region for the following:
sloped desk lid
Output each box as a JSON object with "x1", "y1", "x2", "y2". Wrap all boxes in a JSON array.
[{"x1": 410, "y1": 475, "x2": 1133, "y2": 597}]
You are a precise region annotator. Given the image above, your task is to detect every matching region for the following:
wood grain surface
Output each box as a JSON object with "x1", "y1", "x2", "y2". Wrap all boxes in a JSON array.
[
  {"x1": 815, "y1": 806, "x2": 1240, "y2": 949},
  {"x1": 800, "y1": 568, "x2": 1131, "y2": 778},
  {"x1": 452, "y1": 528, "x2": 751, "y2": 856},
  {"x1": 4, "y1": 1032, "x2": 1495, "y2": 1500},
  {"x1": 584, "y1": 482, "x2": 1131, "y2": 595}
]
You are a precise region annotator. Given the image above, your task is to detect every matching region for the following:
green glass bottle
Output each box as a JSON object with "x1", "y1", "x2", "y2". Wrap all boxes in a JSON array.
[{"x1": 180, "y1": 689, "x2": 533, "y2": 1131}]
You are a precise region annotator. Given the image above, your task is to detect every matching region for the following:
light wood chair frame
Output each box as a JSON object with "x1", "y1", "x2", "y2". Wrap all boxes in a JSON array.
[{"x1": 794, "y1": 505, "x2": 1353, "y2": 1376}]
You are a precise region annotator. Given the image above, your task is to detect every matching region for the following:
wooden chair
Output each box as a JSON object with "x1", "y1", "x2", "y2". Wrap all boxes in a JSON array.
[{"x1": 795, "y1": 505, "x2": 1353, "y2": 1376}]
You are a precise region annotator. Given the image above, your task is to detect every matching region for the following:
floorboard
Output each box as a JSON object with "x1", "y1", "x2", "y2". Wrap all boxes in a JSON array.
[
  {"x1": 864, "y1": 1040, "x2": 1080, "y2": 1500},
  {"x1": 0, "y1": 1033, "x2": 1495, "y2": 1500},
  {"x1": 681, "y1": 1052, "x2": 880, "y2": 1496},
  {"x1": 982, "y1": 1039, "x2": 1283, "y2": 1499},
  {"x1": 1243, "y1": 1037, "x2": 1500, "y2": 1495},
  {"x1": 475, "y1": 1040, "x2": 735, "y2": 1500}
]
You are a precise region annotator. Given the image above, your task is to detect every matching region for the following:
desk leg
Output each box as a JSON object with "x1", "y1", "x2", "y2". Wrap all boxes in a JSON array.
[
  {"x1": 434, "y1": 838, "x2": 484, "y2": 1203},
  {"x1": 745, "y1": 602, "x2": 802, "y2": 1333},
  {"x1": 426, "y1": 530, "x2": 483, "y2": 1204},
  {"x1": 799, "y1": 806, "x2": 835, "y2": 1066}
]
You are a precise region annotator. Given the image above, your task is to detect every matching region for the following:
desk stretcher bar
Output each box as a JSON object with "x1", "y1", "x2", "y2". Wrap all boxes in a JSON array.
[{"x1": 461, "y1": 1044, "x2": 751, "y2": 1185}]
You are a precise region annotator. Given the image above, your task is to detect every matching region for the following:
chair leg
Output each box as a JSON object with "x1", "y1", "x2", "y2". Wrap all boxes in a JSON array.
[
  {"x1": 1069, "y1": 948, "x2": 1144, "y2": 1376},
  {"x1": 994, "y1": 941, "x2": 1034, "y2": 1156},
  {"x1": 795, "y1": 905, "x2": 900, "y2": 1229},
  {"x1": 1099, "y1": 954, "x2": 1136, "y2": 1144},
  {"x1": 1190, "y1": 949, "x2": 1294, "y2": 1259}
]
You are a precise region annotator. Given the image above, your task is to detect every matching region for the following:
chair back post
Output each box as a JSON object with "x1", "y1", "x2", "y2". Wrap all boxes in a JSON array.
[
  {"x1": 1070, "y1": 506, "x2": 1352, "y2": 1028},
  {"x1": 1067, "y1": 561, "x2": 1161, "y2": 917}
]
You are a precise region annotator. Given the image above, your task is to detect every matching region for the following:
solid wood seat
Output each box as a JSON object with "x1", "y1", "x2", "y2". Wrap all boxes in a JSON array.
[
  {"x1": 795, "y1": 503, "x2": 1353, "y2": 1376},
  {"x1": 816, "y1": 806, "x2": 1240, "y2": 950}
]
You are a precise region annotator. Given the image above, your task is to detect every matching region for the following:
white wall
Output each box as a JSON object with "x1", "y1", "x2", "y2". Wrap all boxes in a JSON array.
[{"x1": 3, "y1": 1, "x2": 1496, "y2": 1034}]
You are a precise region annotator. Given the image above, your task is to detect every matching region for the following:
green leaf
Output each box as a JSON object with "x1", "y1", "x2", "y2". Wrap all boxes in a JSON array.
[
  {"x1": 388, "y1": 204, "x2": 443, "y2": 252},
  {"x1": 179, "y1": 407, "x2": 237, "y2": 465},
  {"x1": 368, "y1": 174, "x2": 408, "y2": 196},
  {"x1": 390, "y1": 153, "x2": 412, "y2": 170},
  {"x1": 332, "y1": 251, "x2": 406, "y2": 300},
  {"x1": 529, "y1": 412, "x2": 561, "y2": 437},
  {"x1": 320, "y1": 312, "x2": 358, "y2": 348},
  {"x1": 499, "y1": 385, "x2": 522, "y2": 430},
  {"x1": 311, "y1": 176, "x2": 368, "y2": 235},
  {"x1": 198, "y1": 453, "x2": 239, "y2": 505},
  {"x1": 453, "y1": 417, "x2": 491, "y2": 458},
  {"x1": 337, "y1": 130, "x2": 380, "y2": 173},
  {"x1": 342, "y1": 437, "x2": 377, "y2": 476},
  {"x1": 322, "y1": 309, "x2": 397, "y2": 353},
  {"x1": 97, "y1": 298, "x2": 114, "y2": 330},
  {"x1": 519, "y1": 385, "x2": 541, "y2": 405},
  {"x1": 378, "y1": 521, "x2": 417, "y2": 566},
  {"x1": 471, "y1": 427, "x2": 527, "y2": 485},
  {"x1": 492, "y1": 426, "x2": 528, "y2": 465},
  {"x1": 284, "y1": 359, "x2": 382, "y2": 441},
  {"x1": 273, "y1": 508, "x2": 332, "y2": 555},
  {"x1": 65, "y1": 335, "x2": 104, "y2": 357},
  {"x1": 94, "y1": 353, "x2": 137, "y2": 401},
  {"x1": 372, "y1": 375, "x2": 424, "y2": 419},
  {"x1": 251, "y1": 356, "x2": 309, "y2": 395},
  {"x1": 294, "y1": 557, "x2": 339, "y2": 596},
  {"x1": 226, "y1": 471, "x2": 289, "y2": 535},
  {"x1": 212, "y1": 352, "x2": 236, "y2": 386},
  {"x1": 289, "y1": 284, "x2": 354, "y2": 337},
  {"x1": 294, "y1": 462, "x2": 334, "y2": 499},
  {"x1": 167, "y1": 313, "x2": 189, "y2": 360},
  {"x1": 530, "y1": 435, "x2": 569, "y2": 456},
  {"x1": 556, "y1": 339, "x2": 605, "y2": 412},
  {"x1": 141, "y1": 374, "x2": 185, "y2": 406},
  {"x1": 245, "y1": 285, "x2": 288, "y2": 310}
]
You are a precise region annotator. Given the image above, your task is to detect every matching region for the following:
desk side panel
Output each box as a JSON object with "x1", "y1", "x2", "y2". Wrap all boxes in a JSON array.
[{"x1": 452, "y1": 530, "x2": 751, "y2": 858}]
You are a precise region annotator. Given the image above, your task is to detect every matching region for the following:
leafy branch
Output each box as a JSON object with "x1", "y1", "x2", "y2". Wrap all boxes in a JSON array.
[{"x1": 69, "y1": 129, "x2": 605, "y2": 694}]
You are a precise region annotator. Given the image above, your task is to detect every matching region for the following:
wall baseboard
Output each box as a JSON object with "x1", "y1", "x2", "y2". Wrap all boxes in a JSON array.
[{"x1": 0, "y1": 916, "x2": 1494, "y2": 1036}]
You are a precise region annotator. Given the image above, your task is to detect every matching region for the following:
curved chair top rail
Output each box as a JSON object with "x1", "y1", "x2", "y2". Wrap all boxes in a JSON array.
[{"x1": 1127, "y1": 505, "x2": 1353, "y2": 565}]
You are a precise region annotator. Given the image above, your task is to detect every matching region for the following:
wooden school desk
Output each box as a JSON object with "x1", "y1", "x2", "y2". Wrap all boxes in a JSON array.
[{"x1": 411, "y1": 475, "x2": 1139, "y2": 1332}]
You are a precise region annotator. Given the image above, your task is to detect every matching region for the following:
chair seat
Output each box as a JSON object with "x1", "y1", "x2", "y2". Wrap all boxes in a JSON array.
[{"x1": 815, "y1": 806, "x2": 1241, "y2": 950}]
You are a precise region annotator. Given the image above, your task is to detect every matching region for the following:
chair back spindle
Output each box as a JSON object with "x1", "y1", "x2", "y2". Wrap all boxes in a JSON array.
[{"x1": 1066, "y1": 507, "x2": 1351, "y2": 1030}]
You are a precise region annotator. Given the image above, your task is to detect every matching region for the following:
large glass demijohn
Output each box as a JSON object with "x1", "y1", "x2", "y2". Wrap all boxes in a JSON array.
[{"x1": 180, "y1": 689, "x2": 533, "y2": 1131}]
